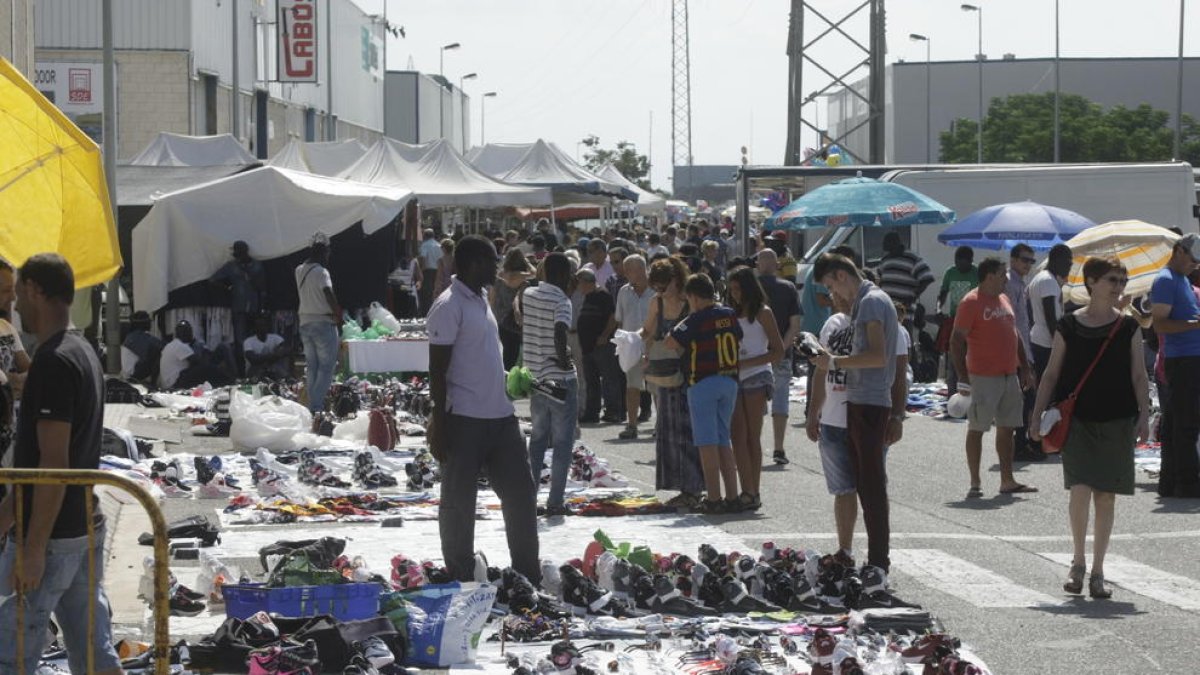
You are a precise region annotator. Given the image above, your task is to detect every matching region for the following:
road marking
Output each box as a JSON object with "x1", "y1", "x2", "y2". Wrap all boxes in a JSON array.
[
  {"x1": 738, "y1": 529, "x2": 1200, "y2": 543},
  {"x1": 891, "y1": 549, "x2": 1060, "y2": 608},
  {"x1": 1039, "y1": 553, "x2": 1200, "y2": 611}
]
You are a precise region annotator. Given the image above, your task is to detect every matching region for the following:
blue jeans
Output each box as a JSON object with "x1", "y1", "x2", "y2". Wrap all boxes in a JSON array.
[
  {"x1": 686, "y1": 375, "x2": 738, "y2": 447},
  {"x1": 300, "y1": 322, "x2": 339, "y2": 414},
  {"x1": 528, "y1": 377, "x2": 579, "y2": 508},
  {"x1": 0, "y1": 527, "x2": 121, "y2": 674}
]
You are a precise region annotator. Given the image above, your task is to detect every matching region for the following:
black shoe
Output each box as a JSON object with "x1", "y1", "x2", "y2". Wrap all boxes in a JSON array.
[
  {"x1": 560, "y1": 564, "x2": 626, "y2": 616},
  {"x1": 600, "y1": 415, "x2": 622, "y2": 424},
  {"x1": 651, "y1": 574, "x2": 718, "y2": 616},
  {"x1": 773, "y1": 450, "x2": 790, "y2": 465},
  {"x1": 718, "y1": 578, "x2": 781, "y2": 613}
]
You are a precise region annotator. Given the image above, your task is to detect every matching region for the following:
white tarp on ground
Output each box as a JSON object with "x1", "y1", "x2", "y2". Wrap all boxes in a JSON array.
[
  {"x1": 595, "y1": 163, "x2": 665, "y2": 217},
  {"x1": 502, "y1": 139, "x2": 638, "y2": 202},
  {"x1": 128, "y1": 132, "x2": 257, "y2": 167},
  {"x1": 132, "y1": 166, "x2": 412, "y2": 312},
  {"x1": 341, "y1": 138, "x2": 551, "y2": 207},
  {"x1": 267, "y1": 139, "x2": 368, "y2": 177}
]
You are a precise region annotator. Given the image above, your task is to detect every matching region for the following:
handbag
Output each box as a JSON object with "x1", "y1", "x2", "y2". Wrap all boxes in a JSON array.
[
  {"x1": 644, "y1": 297, "x2": 685, "y2": 388},
  {"x1": 1042, "y1": 317, "x2": 1123, "y2": 454}
]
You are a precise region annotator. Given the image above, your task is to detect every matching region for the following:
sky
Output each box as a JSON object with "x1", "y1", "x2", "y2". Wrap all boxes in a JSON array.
[{"x1": 356, "y1": 0, "x2": 1199, "y2": 193}]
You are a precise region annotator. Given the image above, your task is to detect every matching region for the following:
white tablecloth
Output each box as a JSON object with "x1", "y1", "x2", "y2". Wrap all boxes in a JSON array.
[{"x1": 345, "y1": 339, "x2": 429, "y2": 373}]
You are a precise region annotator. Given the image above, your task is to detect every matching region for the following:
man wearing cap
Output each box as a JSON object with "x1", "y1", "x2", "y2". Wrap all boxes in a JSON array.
[
  {"x1": 1151, "y1": 234, "x2": 1200, "y2": 498},
  {"x1": 757, "y1": 249, "x2": 802, "y2": 465},
  {"x1": 210, "y1": 240, "x2": 265, "y2": 376}
]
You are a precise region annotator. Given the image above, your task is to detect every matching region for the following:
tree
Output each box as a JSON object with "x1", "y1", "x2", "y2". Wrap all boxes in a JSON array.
[
  {"x1": 580, "y1": 135, "x2": 652, "y2": 191},
  {"x1": 940, "y1": 93, "x2": 1200, "y2": 164}
]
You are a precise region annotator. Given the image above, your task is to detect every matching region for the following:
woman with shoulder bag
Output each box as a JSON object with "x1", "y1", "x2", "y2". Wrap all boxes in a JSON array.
[
  {"x1": 640, "y1": 257, "x2": 705, "y2": 508},
  {"x1": 1030, "y1": 256, "x2": 1150, "y2": 599}
]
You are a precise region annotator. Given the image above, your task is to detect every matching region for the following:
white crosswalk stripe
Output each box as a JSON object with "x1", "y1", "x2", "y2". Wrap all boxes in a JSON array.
[
  {"x1": 891, "y1": 549, "x2": 1061, "y2": 608},
  {"x1": 1038, "y1": 552, "x2": 1200, "y2": 611}
]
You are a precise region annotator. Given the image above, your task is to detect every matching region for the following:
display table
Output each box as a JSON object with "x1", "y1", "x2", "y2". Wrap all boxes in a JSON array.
[{"x1": 344, "y1": 339, "x2": 429, "y2": 373}]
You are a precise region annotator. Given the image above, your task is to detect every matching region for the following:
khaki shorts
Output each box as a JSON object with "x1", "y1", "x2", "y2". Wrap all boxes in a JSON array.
[
  {"x1": 625, "y1": 361, "x2": 646, "y2": 390},
  {"x1": 967, "y1": 373, "x2": 1024, "y2": 432}
]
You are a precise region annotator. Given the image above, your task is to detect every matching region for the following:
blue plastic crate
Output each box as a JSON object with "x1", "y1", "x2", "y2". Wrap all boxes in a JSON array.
[{"x1": 222, "y1": 583, "x2": 381, "y2": 621}]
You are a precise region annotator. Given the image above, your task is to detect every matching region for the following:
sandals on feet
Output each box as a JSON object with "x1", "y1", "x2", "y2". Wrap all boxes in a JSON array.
[
  {"x1": 1089, "y1": 573, "x2": 1112, "y2": 599},
  {"x1": 1063, "y1": 563, "x2": 1085, "y2": 595},
  {"x1": 966, "y1": 485, "x2": 983, "y2": 499},
  {"x1": 695, "y1": 499, "x2": 727, "y2": 515}
]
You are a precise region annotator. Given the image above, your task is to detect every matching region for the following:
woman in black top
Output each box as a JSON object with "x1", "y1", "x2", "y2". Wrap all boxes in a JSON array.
[{"x1": 1031, "y1": 256, "x2": 1151, "y2": 600}]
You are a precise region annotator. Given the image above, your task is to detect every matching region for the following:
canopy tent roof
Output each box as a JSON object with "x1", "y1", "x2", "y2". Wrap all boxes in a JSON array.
[
  {"x1": 133, "y1": 166, "x2": 412, "y2": 312},
  {"x1": 267, "y1": 139, "x2": 368, "y2": 177},
  {"x1": 467, "y1": 142, "x2": 539, "y2": 178},
  {"x1": 116, "y1": 164, "x2": 259, "y2": 206},
  {"x1": 501, "y1": 140, "x2": 638, "y2": 202},
  {"x1": 341, "y1": 138, "x2": 551, "y2": 207},
  {"x1": 594, "y1": 163, "x2": 664, "y2": 216},
  {"x1": 129, "y1": 132, "x2": 257, "y2": 167}
]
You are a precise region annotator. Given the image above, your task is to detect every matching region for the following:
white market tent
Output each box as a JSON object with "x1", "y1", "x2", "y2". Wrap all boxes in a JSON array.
[
  {"x1": 594, "y1": 163, "x2": 665, "y2": 217},
  {"x1": 267, "y1": 139, "x2": 368, "y2": 177},
  {"x1": 501, "y1": 139, "x2": 638, "y2": 203},
  {"x1": 341, "y1": 138, "x2": 551, "y2": 207},
  {"x1": 133, "y1": 166, "x2": 412, "y2": 312},
  {"x1": 129, "y1": 132, "x2": 256, "y2": 167},
  {"x1": 466, "y1": 142, "x2": 538, "y2": 178}
]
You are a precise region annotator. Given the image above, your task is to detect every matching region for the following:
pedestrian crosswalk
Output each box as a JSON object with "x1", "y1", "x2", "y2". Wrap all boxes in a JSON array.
[
  {"x1": 891, "y1": 549, "x2": 1061, "y2": 607},
  {"x1": 1038, "y1": 552, "x2": 1200, "y2": 611}
]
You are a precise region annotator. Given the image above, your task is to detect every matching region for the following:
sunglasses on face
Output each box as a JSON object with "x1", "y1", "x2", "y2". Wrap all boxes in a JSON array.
[
  {"x1": 1018, "y1": 257, "x2": 1037, "y2": 264},
  {"x1": 1103, "y1": 275, "x2": 1129, "y2": 285}
]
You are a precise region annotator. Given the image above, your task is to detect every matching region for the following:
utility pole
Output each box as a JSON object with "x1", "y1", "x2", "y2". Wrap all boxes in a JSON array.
[
  {"x1": 102, "y1": 0, "x2": 120, "y2": 373},
  {"x1": 784, "y1": 0, "x2": 803, "y2": 166},
  {"x1": 868, "y1": 0, "x2": 886, "y2": 164},
  {"x1": 1176, "y1": 0, "x2": 1186, "y2": 159},
  {"x1": 671, "y1": 0, "x2": 693, "y2": 200},
  {"x1": 1053, "y1": 0, "x2": 1060, "y2": 162},
  {"x1": 231, "y1": 0, "x2": 240, "y2": 141}
]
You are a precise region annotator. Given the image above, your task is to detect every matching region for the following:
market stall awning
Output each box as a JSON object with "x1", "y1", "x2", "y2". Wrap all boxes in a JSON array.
[
  {"x1": 502, "y1": 140, "x2": 638, "y2": 202},
  {"x1": 595, "y1": 163, "x2": 664, "y2": 216},
  {"x1": 133, "y1": 166, "x2": 412, "y2": 312},
  {"x1": 129, "y1": 132, "x2": 256, "y2": 167},
  {"x1": 267, "y1": 139, "x2": 368, "y2": 177},
  {"x1": 0, "y1": 57, "x2": 121, "y2": 287},
  {"x1": 117, "y1": 163, "x2": 260, "y2": 206}
]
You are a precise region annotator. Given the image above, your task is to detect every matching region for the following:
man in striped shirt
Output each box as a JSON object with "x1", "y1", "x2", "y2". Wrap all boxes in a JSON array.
[
  {"x1": 876, "y1": 231, "x2": 935, "y2": 311},
  {"x1": 522, "y1": 253, "x2": 578, "y2": 517}
]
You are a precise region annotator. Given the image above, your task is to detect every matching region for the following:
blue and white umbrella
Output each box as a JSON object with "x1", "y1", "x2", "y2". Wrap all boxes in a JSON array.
[
  {"x1": 937, "y1": 201, "x2": 1096, "y2": 250},
  {"x1": 764, "y1": 176, "x2": 956, "y2": 230}
]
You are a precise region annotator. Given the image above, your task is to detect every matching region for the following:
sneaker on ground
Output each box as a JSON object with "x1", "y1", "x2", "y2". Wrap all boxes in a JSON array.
[
  {"x1": 353, "y1": 636, "x2": 395, "y2": 668},
  {"x1": 168, "y1": 584, "x2": 206, "y2": 616}
]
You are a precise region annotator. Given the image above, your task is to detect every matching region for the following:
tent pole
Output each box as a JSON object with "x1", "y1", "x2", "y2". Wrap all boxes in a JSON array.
[{"x1": 103, "y1": 0, "x2": 121, "y2": 374}]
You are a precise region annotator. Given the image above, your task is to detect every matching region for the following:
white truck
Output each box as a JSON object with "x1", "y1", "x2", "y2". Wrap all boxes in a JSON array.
[{"x1": 765, "y1": 162, "x2": 1199, "y2": 310}]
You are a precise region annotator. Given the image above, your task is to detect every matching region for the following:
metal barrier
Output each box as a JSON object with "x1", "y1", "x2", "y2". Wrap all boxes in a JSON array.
[{"x1": 0, "y1": 469, "x2": 170, "y2": 675}]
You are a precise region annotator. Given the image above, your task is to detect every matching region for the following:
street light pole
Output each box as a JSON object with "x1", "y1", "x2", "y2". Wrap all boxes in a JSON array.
[
  {"x1": 1176, "y1": 0, "x2": 1186, "y2": 159},
  {"x1": 481, "y1": 91, "x2": 496, "y2": 144},
  {"x1": 910, "y1": 33, "x2": 931, "y2": 163},
  {"x1": 1054, "y1": 0, "x2": 1060, "y2": 162},
  {"x1": 439, "y1": 42, "x2": 460, "y2": 141},
  {"x1": 962, "y1": 4, "x2": 983, "y2": 163},
  {"x1": 459, "y1": 72, "x2": 476, "y2": 151}
]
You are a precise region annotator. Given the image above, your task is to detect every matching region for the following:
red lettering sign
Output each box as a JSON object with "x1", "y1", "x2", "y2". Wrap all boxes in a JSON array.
[{"x1": 278, "y1": 0, "x2": 317, "y2": 82}]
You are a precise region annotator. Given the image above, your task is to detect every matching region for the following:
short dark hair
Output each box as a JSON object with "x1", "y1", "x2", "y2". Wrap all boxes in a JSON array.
[
  {"x1": 1082, "y1": 256, "x2": 1127, "y2": 295},
  {"x1": 727, "y1": 266, "x2": 766, "y2": 321},
  {"x1": 955, "y1": 246, "x2": 974, "y2": 261},
  {"x1": 542, "y1": 252, "x2": 572, "y2": 288},
  {"x1": 19, "y1": 253, "x2": 74, "y2": 304},
  {"x1": 648, "y1": 232, "x2": 661, "y2": 245},
  {"x1": 1047, "y1": 243, "x2": 1073, "y2": 268},
  {"x1": 812, "y1": 253, "x2": 860, "y2": 284},
  {"x1": 1010, "y1": 243, "x2": 1034, "y2": 259},
  {"x1": 454, "y1": 234, "x2": 496, "y2": 271},
  {"x1": 0, "y1": 258, "x2": 12, "y2": 274},
  {"x1": 649, "y1": 256, "x2": 689, "y2": 288},
  {"x1": 683, "y1": 273, "x2": 716, "y2": 299},
  {"x1": 977, "y1": 256, "x2": 1006, "y2": 281}
]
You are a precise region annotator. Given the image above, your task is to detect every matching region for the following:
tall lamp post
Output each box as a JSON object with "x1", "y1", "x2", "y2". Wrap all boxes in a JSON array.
[
  {"x1": 961, "y1": 4, "x2": 983, "y2": 163},
  {"x1": 1175, "y1": 0, "x2": 1186, "y2": 159},
  {"x1": 1053, "y1": 0, "x2": 1060, "y2": 162},
  {"x1": 910, "y1": 33, "x2": 932, "y2": 163},
  {"x1": 481, "y1": 91, "x2": 497, "y2": 144},
  {"x1": 439, "y1": 42, "x2": 460, "y2": 140},
  {"x1": 459, "y1": 73, "x2": 477, "y2": 150}
]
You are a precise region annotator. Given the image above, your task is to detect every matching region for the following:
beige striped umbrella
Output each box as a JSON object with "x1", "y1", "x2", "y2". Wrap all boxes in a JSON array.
[{"x1": 1061, "y1": 220, "x2": 1180, "y2": 304}]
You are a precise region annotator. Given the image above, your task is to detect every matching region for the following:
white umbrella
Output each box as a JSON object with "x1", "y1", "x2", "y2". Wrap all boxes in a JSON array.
[{"x1": 1061, "y1": 220, "x2": 1179, "y2": 304}]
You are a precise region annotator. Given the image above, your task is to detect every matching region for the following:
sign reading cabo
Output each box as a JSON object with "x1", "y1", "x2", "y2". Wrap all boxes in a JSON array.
[{"x1": 279, "y1": 0, "x2": 318, "y2": 83}]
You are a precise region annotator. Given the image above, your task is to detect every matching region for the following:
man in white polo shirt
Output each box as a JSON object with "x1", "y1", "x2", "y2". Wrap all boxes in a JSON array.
[{"x1": 427, "y1": 236, "x2": 541, "y2": 585}]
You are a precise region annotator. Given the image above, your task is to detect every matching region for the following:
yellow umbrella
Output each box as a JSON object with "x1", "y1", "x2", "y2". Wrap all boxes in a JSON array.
[
  {"x1": 1062, "y1": 220, "x2": 1178, "y2": 304},
  {"x1": 0, "y1": 57, "x2": 121, "y2": 287}
]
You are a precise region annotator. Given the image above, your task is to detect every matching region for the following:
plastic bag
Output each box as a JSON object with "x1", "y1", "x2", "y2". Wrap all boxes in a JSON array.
[
  {"x1": 332, "y1": 414, "x2": 371, "y2": 442},
  {"x1": 342, "y1": 320, "x2": 364, "y2": 340},
  {"x1": 611, "y1": 330, "x2": 644, "y2": 373},
  {"x1": 368, "y1": 301, "x2": 403, "y2": 333},
  {"x1": 402, "y1": 583, "x2": 496, "y2": 668},
  {"x1": 229, "y1": 391, "x2": 313, "y2": 451}
]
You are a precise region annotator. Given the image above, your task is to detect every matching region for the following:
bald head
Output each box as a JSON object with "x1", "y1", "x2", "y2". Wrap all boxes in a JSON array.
[{"x1": 756, "y1": 249, "x2": 778, "y2": 275}]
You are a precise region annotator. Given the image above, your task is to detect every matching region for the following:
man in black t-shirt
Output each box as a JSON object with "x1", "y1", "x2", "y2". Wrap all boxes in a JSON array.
[
  {"x1": 757, "y1": 249, "x2": 802, "y2": 465},
  {"x1": 0, "y1": 253, "x2": 122, "y2": 674},
  {"x1": 576, "y1": 269, "x2": 621, "y2": 423}
]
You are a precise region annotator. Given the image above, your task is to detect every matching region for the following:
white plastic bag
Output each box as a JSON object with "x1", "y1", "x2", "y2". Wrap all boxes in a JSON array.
[
  {"x1": 611, "y1": 329, "x2": 644, "y2": 373},
  {"x1": 332, "y1": 414, "x2": 371, "y2": 442},
  {"x1": 229, "y1": 391, "x2": 312, "y2": 451},
  {"x1": 405, "y1": 582, "x2": 497, "y2": 668},
  {"x1": 367, "y1": 301, "x2": 403, "y2": 333}
]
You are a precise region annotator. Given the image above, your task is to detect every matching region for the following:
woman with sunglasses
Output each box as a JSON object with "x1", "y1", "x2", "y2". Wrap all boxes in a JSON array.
[{"x1": 1030, "y1": 256, "x2": 1150, "y2": 599}]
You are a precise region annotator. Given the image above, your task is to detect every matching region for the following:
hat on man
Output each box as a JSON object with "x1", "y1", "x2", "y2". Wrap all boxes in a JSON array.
[
  {"x1": 1180, "y1": 233, "x2": 1200, "y2": 260},
  {"x1": 769, "y1": 230, "x2": 789, "y2": 241}
]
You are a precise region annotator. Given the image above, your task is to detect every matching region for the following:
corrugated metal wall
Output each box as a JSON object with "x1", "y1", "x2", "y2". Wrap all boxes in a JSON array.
[{"x1": 36, "y1": 0, "x2": 191, "y2": 50}]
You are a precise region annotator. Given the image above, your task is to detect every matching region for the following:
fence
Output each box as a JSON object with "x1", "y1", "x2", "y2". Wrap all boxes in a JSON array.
[{"x1": 0, "y1": 469, "x2": 170, "y2": 675}]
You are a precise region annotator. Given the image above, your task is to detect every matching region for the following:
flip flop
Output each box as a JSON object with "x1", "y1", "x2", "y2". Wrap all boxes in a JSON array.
[
  {"x1": 1000, "y1": 484, "x2": 1039, "y2": 494},
  {"x1": 966, "y1": 486, "x2": 983, "y2": 499}
]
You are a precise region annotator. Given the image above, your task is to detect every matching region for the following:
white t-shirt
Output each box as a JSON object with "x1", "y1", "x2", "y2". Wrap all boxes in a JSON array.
[
  {"x1": 295, "y1": 262, "x2": 335, "y2": 324},
  {"x1": 158, "y1": 339, "x2": 195, "y2": 389},
  {"x1": 420, "y1": 239, "x2": 443, "y2": 270},
  {"x1": 0, "y1": 320, "x2": 26, "y2": 375},
  {"x1": 1028, "y1": 270, "x2": 1063, "y2": 348},
  {"x1": 819, "y1": 314, "x2": 909, "y2": 428},
  {"x1": 244, "y1": 334, "x2": 285, "y2": 364}
]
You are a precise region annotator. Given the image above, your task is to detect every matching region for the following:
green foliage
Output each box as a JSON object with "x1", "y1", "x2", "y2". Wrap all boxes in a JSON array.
[
  {"x1": 940, "y1": 93, "x2": 1200, "y2": 165},
  {"x1": 580, "y1": 135, "x2": 652, "y2": 191}
]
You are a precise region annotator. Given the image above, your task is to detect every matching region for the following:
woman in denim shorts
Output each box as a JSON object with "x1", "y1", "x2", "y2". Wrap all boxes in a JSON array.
[{"x1": 726, "y1": 267, "x2": 785, "y2": 512}]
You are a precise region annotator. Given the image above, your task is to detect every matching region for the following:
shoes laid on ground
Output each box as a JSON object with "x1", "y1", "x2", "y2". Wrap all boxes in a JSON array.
[
  {"x1": 249, "y1": 459, "x2": 287, "y2": 496},
  {"x1": 808, "y1": 628, "x2": 837, "y2": 675},
  {"x1": 277, "y1": 639, "x2": 320, "y2": 674},
  {"x1": 1089, "y1": 573, "x2": 1112, "y2": 599},
  {"x1": 169, "y1": 584, "x2": 206, "y2": 616},
  {"x1": 560, "y1": 564, "x2": 629, "y2": 616},
  {"x1": 353, "y1": 636, "x2": 395, "y2": 668},
  {"x1": 617, "y1": 426, "x2": 638, "y2": 440},
  {"x1": 651, "y1": 573, "x2": 718, "y2": 616},
  {"x1": 718, "y1": 578, "x2": 781, "y2": 613},
  {"x1": 772, "y1": 450, "x2": 790, "y2": 465},
  {"x1": 298, "y1": 451, "x2": 350, "y2": 488},
  {"x1": 1063, "y1": 562, "x2": 1086, "y2": 595},
  {"x1": 341, "y1": 654, "x2": 379, "y2": 675},
  {"x1": 353, "y1": 451, "x2": 398, "y2": 489},
  {"x1": 891, "y1": 633, "x2": 960, "y2": 665},
  {"x1": 405, "y1": 451, "x2": 439, "y2": 490}
]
